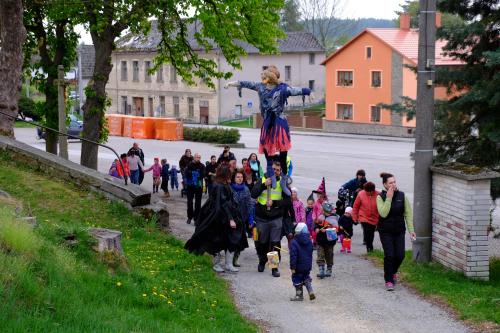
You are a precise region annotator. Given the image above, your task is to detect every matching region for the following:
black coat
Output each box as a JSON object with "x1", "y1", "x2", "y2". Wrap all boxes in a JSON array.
[
  {"x1": 338, "y1": 215, "x2": 354, "y2": 237},
  {"x1": 290, "y1": 233, "x2": 313, "y2": 272},
  {"x1": 185, "y1": 183, "x2": 248, "y2": 255}
]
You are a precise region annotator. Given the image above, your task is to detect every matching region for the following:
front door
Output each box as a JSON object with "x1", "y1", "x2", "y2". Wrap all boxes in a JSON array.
[
  {"x1": 200, "y1": 100, "x2": 209, "y2": 124},
  {"x1": 133, "y1": 97, "x2": 144, "y2": 116}
]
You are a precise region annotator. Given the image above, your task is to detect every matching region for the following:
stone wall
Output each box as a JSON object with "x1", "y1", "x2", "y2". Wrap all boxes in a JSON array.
[
  {"x1": 0, "y1": 136, "x2": 151, "y2": 207},
  {"x1": 431, "y1": 165, "x2": 499, "y2": 281},
  {"x1": 323, "y1": 119, "x2": 415, "y2": 137}
]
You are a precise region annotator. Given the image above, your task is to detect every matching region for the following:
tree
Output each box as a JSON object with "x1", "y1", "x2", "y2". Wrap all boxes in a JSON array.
[
  {"x1": 435, "y1": 0, "x2": 500, "y2": 193},
  {"x1": 77, "y1": 0, "x2": 284, "y2": 170},
  {"x1": 281, "y1": 0, "x2": 303, "y2": 32},
  {"x1": 0, "y1": 0, "x2": 26, "y2": 137},
  {"x1": 395, "y1": 0, "x2": 464, "y2": 28},
  {"x1": 296, "y1": 0, "x2": 345, "y2": 51},
  {"x1": 23, "y1": 1, "x2": 78, "y2": 154}
]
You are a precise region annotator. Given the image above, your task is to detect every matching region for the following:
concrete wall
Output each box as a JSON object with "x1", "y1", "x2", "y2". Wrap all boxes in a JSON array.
[
  {"x1": 431, "y1": 165, "x2": 499, "y2": 281},
  {"x1": 323, "y1": 119, "x2": 415, "y2": 137},
  {"x1": 106, "y1": 51, "x2": 219, "y2": 124},
  {"x1": 219, "y1": 52, "x2": 325, "y2": 122},
  {"x1": 0, "y1": 136, "x2": 151, "y2": 207}
]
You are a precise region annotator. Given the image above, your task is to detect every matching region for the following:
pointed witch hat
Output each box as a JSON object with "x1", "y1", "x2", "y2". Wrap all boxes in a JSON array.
[
  {"x1": 307, "y1": 191, "x2": 315, "y2": 202},
  {"x1": 313, "y1": 177, "x2": 327, "y2": 200}
]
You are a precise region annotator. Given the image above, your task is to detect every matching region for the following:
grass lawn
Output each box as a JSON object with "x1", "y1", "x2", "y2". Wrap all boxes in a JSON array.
[
  {"x1": 220, "y1": 117, "x2": 254, "y2": 128},
  {"x1": 0, "y1": 152, "x2": 256, "y2": 332},
  {"x1": 368, "y1": 250, "x2": 500, "y2": 328},
  {"x1": 14, "y1": 121, "x2": 36, "y2": 128}
]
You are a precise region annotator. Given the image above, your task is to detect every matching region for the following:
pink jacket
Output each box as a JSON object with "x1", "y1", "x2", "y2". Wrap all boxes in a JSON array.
[
  {"x1": 292, "y1": 199, "x2": 306, "y2": 223},
  {"x1": 312, "y1": 198, "x2": 326, "y2": 222},
  {"x1": 145, "y1": 164, "x2": 162, "y2": 177},
  {"x1": 352, "y1": 190, "x2": 380, "y2": 226}
]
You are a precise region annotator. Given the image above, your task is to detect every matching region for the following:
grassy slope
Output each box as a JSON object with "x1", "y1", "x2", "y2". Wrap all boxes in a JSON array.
[
  {"x1": 0, "y1": 152, "x2": 256, "y2": 333},
  {"x1": 220, "y1": 118, "x2": 254, "y2": 128},
  {"x1": 368, "y1": 250, "x2": 500, "y2": 326}
]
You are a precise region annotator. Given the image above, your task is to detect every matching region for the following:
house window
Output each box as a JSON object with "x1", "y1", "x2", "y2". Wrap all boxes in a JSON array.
[
  {"x1": 336, "y1": 104, "x2": 353, "y2": 120},
  {"x1": 170, "y1": 66, "x2": 177, "y2": 83},
  {"x1": 309, "y1": 53, "x2": 315, "y2": 64},
  {"x1": 121, "y1": 96, "x2": 127, "y2": 114},
  {"x1": 371, "y1": 71, "x2": 381, "y2": 87},
  {"x1": 159, "y1": 96, "x2": 165, "y2": 116},
  {"x1": 144, "y1": 61, "x2": 152, "y2": 82},
  {"x1": 337, "y1": 71, "x2": 353, "y2": 86},
  {"x1": 156, "y1": 65, "x2": 163, "y2": 82},
  {"x1": 188, "y1": 97, "x2": 194, "y2": 118},
  {"x1": 173, "y1": 96, "x2": 180, "y2": 117},
  {"x1": 132, "y1": 61, "x2": 139, "y2": 81},
  {"x1": 120, "y1": 61, "x2": 127, "y2": 81},
  {"x1": 309, "y1": 80, "x2": 315, "y2": 91},
  {"x1": 370, "y1": 106, "x2": 381, "y2": 122},
  {"x1": 285, "y1": 66, "x2": 291, "y2": 82},
  {"x1": 366, "y1": 47, "x2": 372, "y2": 59}
]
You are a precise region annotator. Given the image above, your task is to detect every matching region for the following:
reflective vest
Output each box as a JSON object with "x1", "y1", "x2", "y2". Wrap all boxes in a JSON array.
[
  {"x1": 286, "y1": 156, "x2": 291, "y2": 169},
  {"x1": 257, "y1": 177, "x2": 283, "y2": 205}
]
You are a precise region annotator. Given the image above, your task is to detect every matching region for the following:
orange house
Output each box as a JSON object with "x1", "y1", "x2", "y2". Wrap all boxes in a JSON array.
[{"x1": 321, "y1": 14, "x2": 463, "y2": 137}]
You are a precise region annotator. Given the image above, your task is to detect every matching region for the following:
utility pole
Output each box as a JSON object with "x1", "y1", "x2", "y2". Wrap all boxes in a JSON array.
[
  {"x1": 57, "y1": 65, "x2": 68, "y2": 159},
  {"x1": 412, "y1": 0, "x2": 436, "y2": 263}
]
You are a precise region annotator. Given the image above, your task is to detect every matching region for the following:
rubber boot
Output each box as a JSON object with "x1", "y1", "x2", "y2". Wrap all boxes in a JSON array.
[
  {"x1": 233, "y1": 251, "x2": 241, "y2": 267},
  {"x1": 212, "y1": 253, "x2": 224, "y2": 273},
  {"x1": 304, "y1": 280, "x2": 316, "y2": 300},
  {"x1": 316, "y1": 265, "x2": 325, "y2": 279},
  {"x1": 290, "y1": 285, "x2": 304, "y2": 301},
  {"x1": 225, "y1": 251, "x2": 239, "y2": 273},
  {"x1": 325, "y1": 265, "x2": 333, "y2": 278}
]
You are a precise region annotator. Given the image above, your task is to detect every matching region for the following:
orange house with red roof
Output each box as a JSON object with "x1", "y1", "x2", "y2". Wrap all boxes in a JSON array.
[{"x1": 321, "y1": 14, "x2": 462, "y2": 137}]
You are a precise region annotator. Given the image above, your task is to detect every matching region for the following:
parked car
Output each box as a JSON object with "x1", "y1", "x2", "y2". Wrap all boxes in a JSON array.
[{"x1": 37, "y1": 114, "x2": 83, "y2": 140}]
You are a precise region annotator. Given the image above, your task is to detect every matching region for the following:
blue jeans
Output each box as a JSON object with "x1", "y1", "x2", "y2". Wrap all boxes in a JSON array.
[{"x1": 130, "y1": 169, "x2": 140, "y2": 184}]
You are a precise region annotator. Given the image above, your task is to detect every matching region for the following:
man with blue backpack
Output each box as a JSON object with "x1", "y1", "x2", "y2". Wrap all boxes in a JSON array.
[{"x1": 185, "y1": 153, "x2": 206, "y2": 225}]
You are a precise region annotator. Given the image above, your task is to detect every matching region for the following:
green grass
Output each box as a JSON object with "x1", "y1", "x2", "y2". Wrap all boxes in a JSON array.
[
  {"x1": 14, "y1": 121, "x2": 36, "y2": 128},
  {"x1": 0, "y1": 152, "x2": 256, "y2": 333},
  {"x1": 368, "y1": 250, "x2": 500, "y2": 326},
  {"x1": 220, "y1": 117, "x2": 254, "y2": 128}
]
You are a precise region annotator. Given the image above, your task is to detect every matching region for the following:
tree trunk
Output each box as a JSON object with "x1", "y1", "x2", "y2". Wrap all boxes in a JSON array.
[
  {"x1": 45, "y1": 76, "x2": 59, "y2": 154},
  {"x1": 0, "y1": 0, "x2": 26, "y2": 137},
  {"x1": 80, "y1": 38, "x2": 114, "y2": 170}
]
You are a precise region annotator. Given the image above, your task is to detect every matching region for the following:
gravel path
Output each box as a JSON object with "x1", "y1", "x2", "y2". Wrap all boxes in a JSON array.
[{"x1": 162, "y1": 193, "x2": 470, "y2": 333}]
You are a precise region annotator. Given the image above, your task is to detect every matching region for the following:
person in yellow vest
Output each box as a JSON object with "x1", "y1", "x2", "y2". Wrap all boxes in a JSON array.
[{"x1": 251, "y1": 161, "x2": 288, "y2": 277}]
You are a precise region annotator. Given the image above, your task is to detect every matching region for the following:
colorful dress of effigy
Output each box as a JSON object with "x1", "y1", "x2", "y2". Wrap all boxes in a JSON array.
[{"x1": 238, "y1": 81, "x2": 311, "y2": 156}]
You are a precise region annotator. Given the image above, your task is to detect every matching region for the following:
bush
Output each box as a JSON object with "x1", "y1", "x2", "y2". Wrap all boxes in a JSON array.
[
  {"x1": 183, "y1": 127, "x2": 240, "y2": 144},
  {"x1": 17, "y1": 96, "x2": 41, "y2": 121}
]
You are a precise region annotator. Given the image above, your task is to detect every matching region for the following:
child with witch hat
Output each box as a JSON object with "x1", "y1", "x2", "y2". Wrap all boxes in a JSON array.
[
  {"x1": 314, "y1": 202, "x2": 339, "y2": 279},
  {"x1": 305, "y1": 191, "x2": 316, "y2": 246}
]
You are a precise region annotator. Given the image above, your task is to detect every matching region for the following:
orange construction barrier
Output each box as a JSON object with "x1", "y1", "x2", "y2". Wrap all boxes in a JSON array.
[
  {"x1": 106, "y1": 114, "x2": 125, "y2": 136},
  {"x1": 154, "y1": 118, "x2": 183, "y2": 141},
  {"x1": 122, "y1": 116, "x2": 134, "y2": 137},
  {"x1": 131, "y1": 117, "x2": 156, "y2": 139}
]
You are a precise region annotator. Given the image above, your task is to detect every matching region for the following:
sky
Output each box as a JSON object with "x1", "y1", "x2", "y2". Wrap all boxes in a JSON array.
[{"x1": 76, "y1": 0, "x2": 406, "y2": 44}]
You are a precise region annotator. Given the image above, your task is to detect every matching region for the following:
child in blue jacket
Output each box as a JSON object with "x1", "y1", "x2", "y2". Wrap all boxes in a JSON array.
[
  {"x1": 169, "y1": 165, "x2": 179, "y2": 190},
  {"x1": 289, "y1": 223, "x2": 315, "y2": 301}
]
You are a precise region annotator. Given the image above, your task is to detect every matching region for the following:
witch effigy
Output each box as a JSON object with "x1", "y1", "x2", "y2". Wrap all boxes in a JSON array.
[{"x1": 225, "y1": 65, "x2": 313, "y2": 184}]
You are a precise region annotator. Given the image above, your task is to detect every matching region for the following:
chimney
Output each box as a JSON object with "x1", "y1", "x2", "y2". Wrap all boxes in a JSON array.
[
  {"x1": 435, "y1": 12, "x2": 442, "y2": 28},
  {"x1": 400, "y1": 13, "x2": 410, "y2": 30}
]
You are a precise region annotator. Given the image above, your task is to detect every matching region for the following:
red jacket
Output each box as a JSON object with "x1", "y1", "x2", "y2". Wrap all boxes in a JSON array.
[
  {"x1": 117, "y1": 159, "x2": 130, "y2": 177},
  {"x1": 352, "y1": 190, "x2": 379, "y2": 226}
]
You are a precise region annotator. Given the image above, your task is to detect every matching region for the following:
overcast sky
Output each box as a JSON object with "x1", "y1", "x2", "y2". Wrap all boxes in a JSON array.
[{"x1": 77, "y1": 0, "x2": 405, "y2": 44}]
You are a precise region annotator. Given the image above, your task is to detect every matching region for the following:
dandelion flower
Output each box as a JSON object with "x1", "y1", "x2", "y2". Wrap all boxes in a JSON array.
[
  {"x1": 116, "y1": 282, "x2": 122, "y2": 287},
  {"x1": 142, "y1": 294, "x2": 147, "y2": 297}
]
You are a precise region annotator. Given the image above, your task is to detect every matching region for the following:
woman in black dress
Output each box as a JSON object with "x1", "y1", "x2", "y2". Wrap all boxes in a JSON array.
[{"x1": 185, "y1": 165, "x2": 248, "y2": 273}]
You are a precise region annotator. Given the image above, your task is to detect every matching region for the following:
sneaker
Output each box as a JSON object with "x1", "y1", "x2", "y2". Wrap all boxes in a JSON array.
[
  {"x1": 271, "y1": 268, "x2": 281, "y2": 277},
  {"x1": 258, "y1": 262, "x2": 265, "y2": 272},
  {"x1": 393, "y1": 274, "x2": 398, "y2": 285},
  {"x1": 309, "y1": 293, "x2": 316, "y2": 301},
  {"x1": 385, "y1": 282, "x2": 394, "y2": 291},
  {"x1": 340, "y1": 249, "x2": 345, "y2": 253},
  {"x1": 186, "y1": 218, "x2": 192, "y2": 224},
  {"x1": 347, "y1": 249, "x2": 352, "y2": 253}
]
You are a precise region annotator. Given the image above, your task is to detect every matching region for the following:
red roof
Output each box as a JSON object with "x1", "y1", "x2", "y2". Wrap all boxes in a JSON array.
[{"x1": 322, "y1": 28, "x2": 463, "y2": 66}]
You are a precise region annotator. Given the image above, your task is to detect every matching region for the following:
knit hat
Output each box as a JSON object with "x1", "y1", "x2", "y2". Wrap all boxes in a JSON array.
[
  {"x1": 322, "y1": 202, "x2": 334, "y2": 214},
  {"x1": 295, "y1": 222, "x2": 309, "y2": 234},
  {"x1": 345, "y1": 207, "x2": 353, "y2": 214},
  {"x1": 291, "y1": 187, "x2": 298, "y2": 194}
]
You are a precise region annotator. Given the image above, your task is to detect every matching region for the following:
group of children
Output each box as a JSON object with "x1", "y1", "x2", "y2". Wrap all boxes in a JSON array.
[
  {"x1": 109, "y1": 156, "x2": 180, "y2": 194},
  {"x1": 288, "y1": 178, "x2": 355, "y2": 301}
]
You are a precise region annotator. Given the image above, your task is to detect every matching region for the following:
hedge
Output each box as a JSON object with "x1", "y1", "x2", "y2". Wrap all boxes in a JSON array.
[{"x1": 183, "y1": 127, "x2": 240, "y2": 144}]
